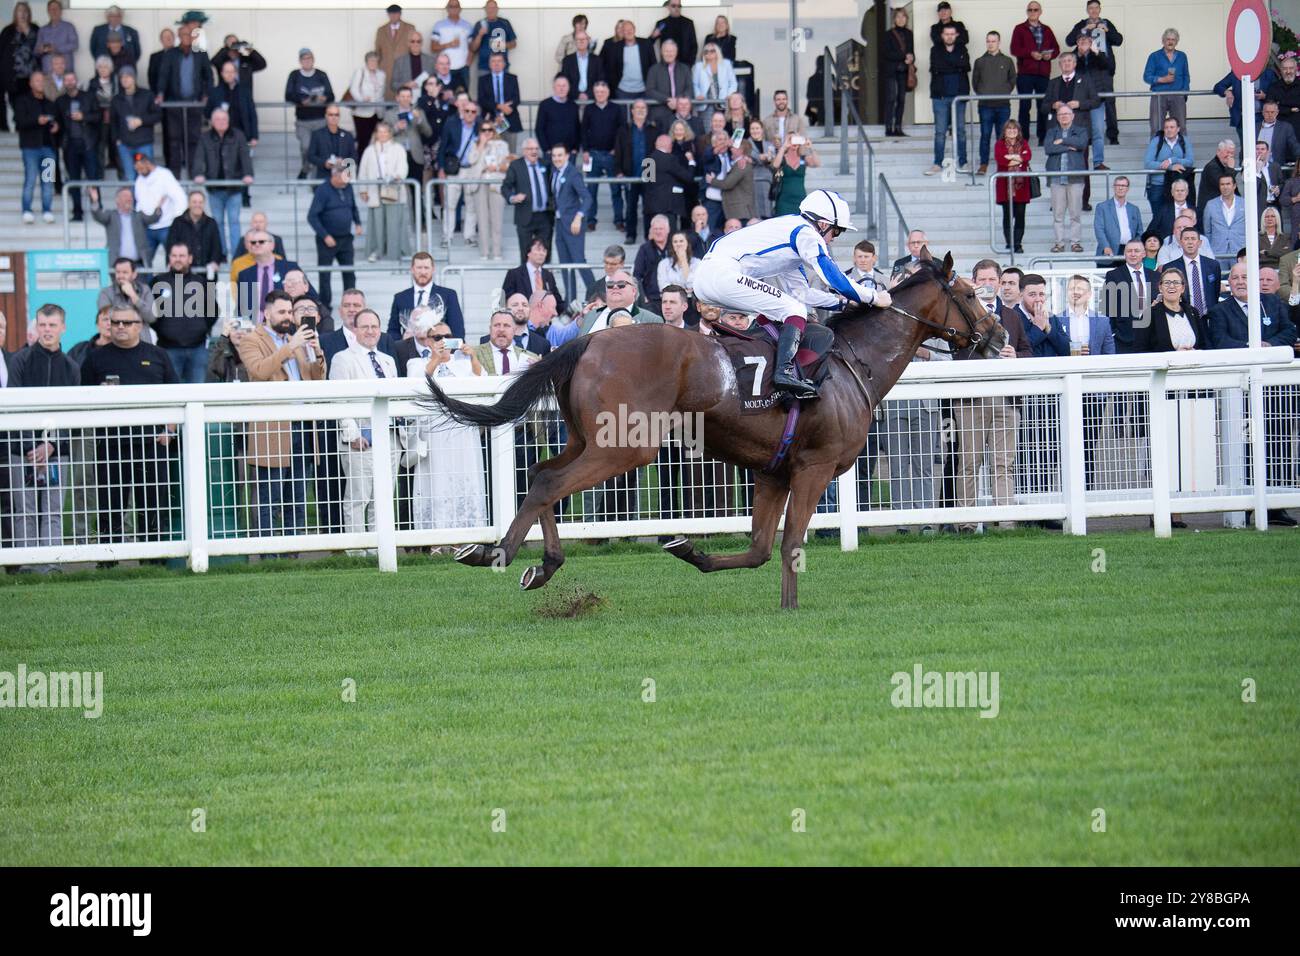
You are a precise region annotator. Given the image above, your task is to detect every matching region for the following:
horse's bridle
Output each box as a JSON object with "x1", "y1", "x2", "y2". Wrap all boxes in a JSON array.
[{"x1": 885, "y1": 271, "x2": 987, "y2": 351}]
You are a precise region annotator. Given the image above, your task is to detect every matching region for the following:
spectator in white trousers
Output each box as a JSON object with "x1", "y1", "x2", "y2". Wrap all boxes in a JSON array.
[{"x1": 327, "y1": 308, "x2": 406, "y2": 552}]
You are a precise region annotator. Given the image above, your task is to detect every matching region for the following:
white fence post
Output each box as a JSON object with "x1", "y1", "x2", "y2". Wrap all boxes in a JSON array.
[
  {"x1": 183, "y1": 402, "x2": 209, "y2": 573},
  {"x1": 1249, "y1": 367, "x2": 1269, "y2": 530},
  {"x1": 490, "y1": 423, "x2": 517, "y2": 541},
  {"x1": 1148, "y1": 369, "x2": 1172, "y2": 538},
  {"x1": 369, "y1": 396, "x2": 399, "y2": 572},
  {"x1": 1060, "y1": 374, "x2": 1087, "y2": 535},
  {"x1": 837, "y1": 460, "x2": 859, "y2": 552}
]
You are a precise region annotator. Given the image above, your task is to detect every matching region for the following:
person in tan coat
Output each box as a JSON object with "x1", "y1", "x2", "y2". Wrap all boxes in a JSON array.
[
  {"x1": 234, "y1": 290, "x2": 327, "y2": 541},
  {"x1": 374, "y1": 6, "x2": 419, "y2": 85}
]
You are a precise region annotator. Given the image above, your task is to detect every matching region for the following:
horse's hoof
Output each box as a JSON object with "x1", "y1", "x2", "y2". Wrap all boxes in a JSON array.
[
  {"x1": 520, "y1": 565, "x2": 548, "y2": 590},
  {"x1": 662, "y1": 537, "x2": 693, "y2": 558},
  {"x1": 454, "y1": 543, "x2": 490, "y2": 566}
]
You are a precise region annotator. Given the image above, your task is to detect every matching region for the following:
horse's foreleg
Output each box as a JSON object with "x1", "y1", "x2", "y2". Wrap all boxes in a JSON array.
[
  {"x1": 663, "y1": 477, "x2": 789, "y2": 572},
  {"x1": 777, "y1": 466, "x2": 837, "y2": 610}
]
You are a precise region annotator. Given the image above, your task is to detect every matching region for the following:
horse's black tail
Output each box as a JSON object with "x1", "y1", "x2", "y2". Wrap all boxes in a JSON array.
[{"x1": 421, "y1": 334, "x2": 594, "y2": 428}]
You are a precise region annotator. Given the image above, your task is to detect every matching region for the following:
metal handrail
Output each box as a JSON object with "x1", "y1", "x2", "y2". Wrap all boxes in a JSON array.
[
  {"x1": 66, "y1": 177, "x2": 424, "y2": 265},
  {"x1": 421, "y1": 174, "x2": 644, "y2": 258},
  {"x1": 875, "y1": 173, "x2": 910, "y2": 266},
  {"x1": 984, "y1": 165, "x2": 1248, "y2": 266},
  {"x1": 951, "y1": 88, "x2": 1224, "y2": 187}
]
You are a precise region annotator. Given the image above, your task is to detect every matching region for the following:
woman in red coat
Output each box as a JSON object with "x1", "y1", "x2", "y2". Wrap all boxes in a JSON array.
[{"x1": 995, "y1": 118, "x2": 1032, "y2": 253}]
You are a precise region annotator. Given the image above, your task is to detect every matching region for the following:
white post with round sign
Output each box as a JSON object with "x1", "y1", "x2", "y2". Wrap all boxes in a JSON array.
[{"x1": 1227, "y1": 0, "x2": 1272, "y2": 530}]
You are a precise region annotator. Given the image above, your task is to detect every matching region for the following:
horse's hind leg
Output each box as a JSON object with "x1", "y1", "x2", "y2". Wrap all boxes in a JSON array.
[{"x1": 663, "y1": 476, "x2": 788, "y2": 572}]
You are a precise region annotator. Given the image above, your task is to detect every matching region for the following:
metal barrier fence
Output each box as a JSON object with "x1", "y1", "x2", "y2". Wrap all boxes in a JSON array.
[
  {"x1": 984, "y1": 166, "x2": 1250, "y2": 267},
  {"x1": 950, "y1": 89, "x2": 1224, "y2": 187},
  {"x1": 1, "y1": 349, "x2": 1294, "y2": 573},
  {"x1": 159, "y1": 97, "x2": 730, "y2": 179},
  {"x1": 875, "y1": 173, "x2": 910, "y2": 267},
  {"x1": 63, "y1": 177, "x2": 425, "y2": 265},
  {"x1": 421, "y1": 175, "x2": 643, "y2": 263}
]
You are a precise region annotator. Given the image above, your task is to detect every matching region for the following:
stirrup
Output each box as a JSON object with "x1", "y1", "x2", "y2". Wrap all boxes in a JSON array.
[{"x1": 773, "y1": 370, "x2": 819, "y2": 400}]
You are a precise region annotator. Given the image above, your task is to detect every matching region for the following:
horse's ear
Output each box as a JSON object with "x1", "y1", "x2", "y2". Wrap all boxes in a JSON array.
[
  {"x1": 919, "y1": 245, "x2": 932, "y2": 262},
  {"x1": 942, "y1": 251, "x2": 954, "y2": 278}
]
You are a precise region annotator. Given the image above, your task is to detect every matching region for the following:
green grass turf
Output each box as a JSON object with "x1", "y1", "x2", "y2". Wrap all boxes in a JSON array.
[{"x1": 1, "y1": 529, "x2": 1296, "y2": 866}]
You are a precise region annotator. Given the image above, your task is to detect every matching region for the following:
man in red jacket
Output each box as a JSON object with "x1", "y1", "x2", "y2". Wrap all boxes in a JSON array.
[{"x1": 1010, "y1": 2, "x2": 1058, "y2": 146}]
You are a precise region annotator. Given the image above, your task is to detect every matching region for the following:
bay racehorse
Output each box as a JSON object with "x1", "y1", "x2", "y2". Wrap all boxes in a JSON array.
[{"x1": 422, "y1": 252, "x2": 1006, "y2": 608}]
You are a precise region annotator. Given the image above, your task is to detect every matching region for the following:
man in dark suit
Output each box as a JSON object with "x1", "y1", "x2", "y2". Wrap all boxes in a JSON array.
[
  {"x1": 645, "y1": 38, "x2": 693, "y2": 127},
  {"x1": 1207, "y1": 261, "x2": 1299, "y2": 350},
  {"x1": 146, "y1": 28, "x2": 174, "y2": 97},
  {"x1": 387, "y1": 252, "x2": 464, "y2": 340},
  {"x1": 1254, "y1": 140, "x2": 1283, "y2": 211},
  {"x1": 561, "y1": 31, "x2": 605, "y2": 102},
  {"x1": 155, "y1": 23, "x2": 212, "y2": 176},
  {"x1": 1103, "y1": 239, "x2": 1157, "y2": 353},
  {"x1": 1207, "y1": 261, "x2": 1300, "y2": 526},
  {"x1": 1194, "y1": 140, "x2": 1239, "y2": 223},
  {"x1": 891, "y1": 230, "x2": 929, "y2": 275},
  {"x1": 502, "y1": 239, "x2": 563, "y2": 301},
  {"x1": 477, "y1": 51, "x2": 521, "y2": 147},
  {"x1": 234, "y1": 229, "x2": 303, "y2": 318},
  {"x1": 641, "y1": 134, "x2": 694, "y2": 235},
  {"x1": 549, "y1": 145, "x2": 596, "y2": 303},
  {"x1": 501, "y1": 139, "x2": 556, "y2": 262},
  {"x1": 320, "y1": 289, "x2": 397, "y2": 369},
  {"x1": 91, "y1": 7, "x2": 143, "y2": 65},
  {"x1": 306, "y1": 107, "x2": 357, "y2": 180},
  {"x1": 1160, "y1": 228, "x2": 1222, "y2": 314},
  {"x1": 1258, "y1": 100, "x2": 1300, "y2": 168}
]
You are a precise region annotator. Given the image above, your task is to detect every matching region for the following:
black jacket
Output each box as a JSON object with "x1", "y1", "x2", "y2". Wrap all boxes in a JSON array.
[
  {"x1": 476, "y1": 70, "x2": 522, "y2": 133},
  {"x1": 207, "y1": 79, "x2": 258, "y2": 140},
  {"x1": 166, "y1": 214, "x2": 226, "y2": 266},
  {"x1": 150, "y1": 270, "x2": 222, "y2": 348},
  {"x1": 614, "y1": 120, "x2": 660, "y2": 176},
  {"x1": 110, "y1": 88, "x2": 162, "y2": 147},
  {"x1": 560, "y1": 51, "x2": 606, "y2": 100},
  {"x1": 156, "y1": 47, "x2": 213, "y2": 104},
  {"x1": 502, "y1": 264, "x2": 561, "y2": 302},
  {"x1": 13, "y1": 91, "x2": 57, "y2": 149},
  {"x1": 928, "y1": 42, "x2": 971, "y2": 99},
  {"x1": 1137, "y1": 302, "x2": 1208, "y2": 353},
  {"x1": 6, "y1": 344, "x2": 82, "y2": 456},
  {"x1": 633, "y1": 238, "x2": 672, "y2": 306},
  {"x1": 500, "y1": 157, "x2": 556, "y2": 225},
  {"x1": 641, "y1": 148, "x2": 693, "y2": 218},
  {"x1": 1065, "y1": 18, "x2": 1123, "y2": 74},
  {"x1": 930, "y1": 20, "x2": 969, "y2": 47},
  {"x1": 1044, "y1": 71, "x2": 1100, "y2": 122},
  {"x1": 191, "y1": 126, "x2": 253, "y2": 185},
  {"x1": 1102, "y1": 264, "x2": 1158, "y2": 353},
  {"x1": 535, "y1": 97, "x2": 581, "y2": 152},
  {"x1": 210, "y1": 45, "x2": 267, "y2": 90},
  {"x1": 880, "y1": 27, "x2": 913, "y2": 75},
  {"x1": 601, "y1": 36, "x2": 656, "y2": 93},
  {"x1": 55, "y1": 90, "x2": 101, "y2": 145}
]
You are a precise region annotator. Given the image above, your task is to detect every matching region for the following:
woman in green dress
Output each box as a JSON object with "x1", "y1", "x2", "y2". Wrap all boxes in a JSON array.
[{"x1": 772, "y1": 133, "x2": 822, "y2": 217}]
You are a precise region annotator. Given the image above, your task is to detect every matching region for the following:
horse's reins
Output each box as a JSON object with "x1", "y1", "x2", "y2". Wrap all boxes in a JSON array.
[{"x1": 831, "y1": 271, "x2": 986, "y2": 407}]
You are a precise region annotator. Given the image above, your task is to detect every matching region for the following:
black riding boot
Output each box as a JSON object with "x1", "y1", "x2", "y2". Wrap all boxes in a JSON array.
[{"x1": 772, "y1": 321, "x2": 819, "y2": 400}]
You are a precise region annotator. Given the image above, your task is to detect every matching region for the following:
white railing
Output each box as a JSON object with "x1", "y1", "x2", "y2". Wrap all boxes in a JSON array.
[{"x1": 1, "y1": 349, "x2": 1296, "y2": 573}]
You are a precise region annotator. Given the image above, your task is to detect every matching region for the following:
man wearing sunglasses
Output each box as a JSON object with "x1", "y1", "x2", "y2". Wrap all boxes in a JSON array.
[
  {"x1": 234, "y1": 230, "x2": 303, "y2": 319},
  {"x1": 78, "y1": 305, "x2": 180, "y2": 547},
  {"x1": 691, "y1": 189, "x2": 891, "y2": 400}
]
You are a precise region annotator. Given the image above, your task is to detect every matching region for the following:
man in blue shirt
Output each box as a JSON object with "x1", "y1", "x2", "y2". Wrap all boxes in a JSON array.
[{"x1": 1143, "y1": 28, "x2": 1190, "y2": 136}]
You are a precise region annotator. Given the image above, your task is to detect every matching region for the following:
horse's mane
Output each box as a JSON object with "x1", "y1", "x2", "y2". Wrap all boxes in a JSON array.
[{"x1": 828, "y1": 258, "x2": 946, "y2": 329}]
